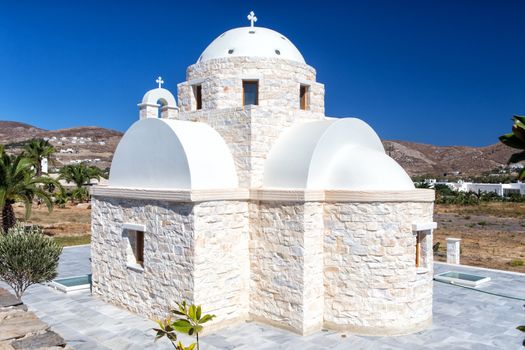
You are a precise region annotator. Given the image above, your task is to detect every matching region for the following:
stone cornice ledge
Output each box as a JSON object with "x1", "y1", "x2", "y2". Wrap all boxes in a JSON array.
[
  {"x1": 90, "y1": 186, "x2": 249, "y2": 202},
  {"x1": 91, "y1": 186, "x2": 434, "y2": 203},
  {"x1": 252, "y1": 188, "x2": 435, "y2": 202},
  {"x1": 250, "y1": 189, "x2": 325, "y2": 202},
  {"x1": 324, "y1": 189, "x2": 435, "y2": 202}
]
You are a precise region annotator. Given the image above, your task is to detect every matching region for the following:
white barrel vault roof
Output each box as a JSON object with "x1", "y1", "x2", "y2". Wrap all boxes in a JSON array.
[
  {"x1": 263, "y1": 118, "x2": 414, "y2": 190},
  {"x1": 109, "y1": 118, "x2": 238, "y2": 190}
]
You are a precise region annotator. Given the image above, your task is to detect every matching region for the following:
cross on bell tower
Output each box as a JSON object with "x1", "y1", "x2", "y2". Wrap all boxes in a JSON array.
[
  {"x1": 156, "y1": 76, "x2": 164, "y2": 88},
  {"x1": 247, "y1": 11, "x2": 257, "y2": 27}
]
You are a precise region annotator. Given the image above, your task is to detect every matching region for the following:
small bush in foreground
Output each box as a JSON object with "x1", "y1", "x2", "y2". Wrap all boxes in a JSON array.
[
  {"x1": 510, "y1": 259, "x2": 524, "y2": 267},
  {"x1": 0, "y1": 224, "x2": 62, "y2": 299},
  {"x1": 154, "y1": 301, "x2": 216, "y2": 350}
]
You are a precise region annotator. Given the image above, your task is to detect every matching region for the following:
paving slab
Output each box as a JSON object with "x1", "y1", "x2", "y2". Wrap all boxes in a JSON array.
[{"x1": 1, "y1": 245, "x2": 524, "y2": 349}]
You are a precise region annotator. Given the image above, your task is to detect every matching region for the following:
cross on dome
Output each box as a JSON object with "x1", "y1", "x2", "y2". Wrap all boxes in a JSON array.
[
  {"x1": 247, "y1": 11, "x2": 257, "y2": 27},
  {"x1": 156, "y1": 76, "x2": 164, "y2": 88}
]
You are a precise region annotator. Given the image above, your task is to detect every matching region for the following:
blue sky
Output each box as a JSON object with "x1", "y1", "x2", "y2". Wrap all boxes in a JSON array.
[{"x1": 1, "y1": 0, "x2": 524, "y2": 146}]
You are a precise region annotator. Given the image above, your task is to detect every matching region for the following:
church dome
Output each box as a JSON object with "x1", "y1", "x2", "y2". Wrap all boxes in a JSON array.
[{"x1": 198, "y1": 26, "x2": 306, "y2": 64}]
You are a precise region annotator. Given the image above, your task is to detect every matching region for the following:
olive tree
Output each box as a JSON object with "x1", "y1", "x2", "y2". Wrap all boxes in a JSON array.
[{"x1": 0, "y1": 224, "x2": 62, "y2": 299}]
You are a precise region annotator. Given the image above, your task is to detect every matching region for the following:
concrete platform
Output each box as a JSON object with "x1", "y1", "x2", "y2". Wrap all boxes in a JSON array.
[{"x1": 2, "y1": 245, "x2": 523, "y2": 349}]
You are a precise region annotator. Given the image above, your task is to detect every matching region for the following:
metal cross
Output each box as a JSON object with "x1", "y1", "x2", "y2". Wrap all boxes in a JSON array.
[
  {"x1": 247, "y1": 11, "x2": 257, "y2": 27},
  {"x1": 156, "y1": 76, "x2": 164, "y2": 88}
]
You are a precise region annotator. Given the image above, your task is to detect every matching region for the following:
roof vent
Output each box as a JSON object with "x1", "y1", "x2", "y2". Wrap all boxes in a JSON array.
[
  {"x1": 275, "y1": 49, "x2": 281, "y2": 55},
  {"x1": 249, "y1": 30, "x2": 255, "y2": 34},
  {"x1": 228, "y1": 49, "x2": 234, "y2": 54}
]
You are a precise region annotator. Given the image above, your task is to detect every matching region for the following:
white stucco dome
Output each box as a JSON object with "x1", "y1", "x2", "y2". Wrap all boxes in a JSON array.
[
  {"x1": 263, "y1": 118, "x2": 414, "y2": 190},
  {"x1": 109, "y1": 118, "x2": 238, "y2": 189},
  {"x1": 198, "y1": 27, "x2": 305, "y2": 64}
]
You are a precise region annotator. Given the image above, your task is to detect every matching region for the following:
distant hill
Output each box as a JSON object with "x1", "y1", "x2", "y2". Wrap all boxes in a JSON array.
[
  {"x1": 0, "y1": 121, "x2": 123, "y2": 170},
  {"x1": 0, "y1": 121, "x2": 46, "y2": 143},
  {"x1": 382, "y1": 140, "x2": 516, "y2": 177},
  {"x1": 0, "y1": 120, "x2": 517, "y2": 176}
]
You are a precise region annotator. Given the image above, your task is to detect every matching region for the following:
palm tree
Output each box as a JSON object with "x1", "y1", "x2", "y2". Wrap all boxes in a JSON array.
[
  {"x1": 23, "y1": 139, "x2": 55, "y2": 176},
  {"x1": 0, "y1": 149, "x2": 58, "y2": 233},
  {"x1": 58, "y1": 163, "x2": 107, "y2": 202},
  {"x1": 499, "y1": 115, "x2": 525, "y2": 180}
]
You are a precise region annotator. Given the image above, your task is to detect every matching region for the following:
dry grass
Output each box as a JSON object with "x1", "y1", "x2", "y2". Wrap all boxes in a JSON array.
[
  {"x1": 52, "y1": 235, "x2": 91, "y2": 247},
  {"x1": 14, "y1": 202, "x2": 91, "y2": 237},
  {"x1": 434, "y1": 202, "x2": 525, "y2": 273}
]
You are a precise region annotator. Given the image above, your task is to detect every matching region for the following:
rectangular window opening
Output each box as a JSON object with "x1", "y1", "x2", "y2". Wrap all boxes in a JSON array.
[
  {"x1": 193, "y1": 85, "x2": 202, "y2": 110},
  {"x1": 243, "y1": 80, "x2": 258, "y2": 106},
  {"x1": 300, "y1": 84, "x2": 309, "y2": 110},
  {"x1": 128, "y1": 230, "x2": 144, "y2": 267}
]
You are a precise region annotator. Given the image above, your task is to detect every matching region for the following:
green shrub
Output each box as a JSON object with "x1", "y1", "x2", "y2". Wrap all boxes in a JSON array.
[
  {"x1": 154, "y1": 301, "x2": 216, "y2": 350},
  {"x1": 510, "y1": 259, "x2": 524, "y2": 267},
  {"x1": 70, "y1": 187, "x2": 90, "y2": 203},
  {"x1": 0, "y1": 224, "x2": 62, "y2": 299},
  {"x1": 53, "y1": 191, "x2": 69, "y2": 208}
]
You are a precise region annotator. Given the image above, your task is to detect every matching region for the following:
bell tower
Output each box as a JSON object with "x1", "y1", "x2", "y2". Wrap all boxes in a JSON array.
[{"x1": 175, "y1": 13, "x2": 325, "y2": 187}]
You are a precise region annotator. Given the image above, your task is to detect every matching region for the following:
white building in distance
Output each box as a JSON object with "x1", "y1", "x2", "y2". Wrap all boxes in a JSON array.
[
  {"x1": 436, "y1": 180, "x2": 525, "y2": 196},
  {"x1": 91, "y1": 13, "x2": 436, "y2": 336}
]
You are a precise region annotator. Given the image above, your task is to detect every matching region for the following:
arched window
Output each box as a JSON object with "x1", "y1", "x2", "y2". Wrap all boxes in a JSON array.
[{"x1": 157, "y1": 98, "x2": 168, "y2": 118}]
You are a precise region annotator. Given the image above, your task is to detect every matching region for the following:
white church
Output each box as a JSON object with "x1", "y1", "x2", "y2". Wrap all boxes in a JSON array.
[{"x1": 91, "y1": 12, "x2": 436, "y2": 336}]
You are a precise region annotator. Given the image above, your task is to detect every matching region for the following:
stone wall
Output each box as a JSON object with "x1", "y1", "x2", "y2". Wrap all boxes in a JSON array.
[
  {"x1": 176, "y1": 57, "x2": 325, "y2": 188},
  {"x1": 176, "y1": 106, "x2": 323, "y2": 188},
  {"x1": 323, "y1": 201, "x2": 434, "y2": 335},
  {"x1": 249, "y1": 201, "x2": 324, "y2": 335},
  {"x1": 92, "y1": 191, "x2": 434, "y2": 336},
  {"x1": 174, "y1": 107, "x2": 252, "y2": 187},
  {"x1": 91, "y1": 197, "x2": 250, "y2": 326},
  {"x1": 178, "y1": 57, "x2": 324, "y2": 115},
  {"x1": 193, "y1": 201, "x2": 250, "y2": 327}
]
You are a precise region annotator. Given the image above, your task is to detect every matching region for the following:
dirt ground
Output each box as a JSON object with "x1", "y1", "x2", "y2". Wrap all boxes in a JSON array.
[
  {"x1": 14, "y1": 202, "x2": 91, "y2": 237},
  {"x1": 433, "y1": 202, "x2": 525, "y2": 273},
  {"x1": 13, "y1": 201, "x2": 525, "y2": 273}
]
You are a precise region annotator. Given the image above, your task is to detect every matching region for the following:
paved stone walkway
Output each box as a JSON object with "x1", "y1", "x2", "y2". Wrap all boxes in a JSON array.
[{"x1": 2, "y1": 245, "x2": 524, "y2": 349}]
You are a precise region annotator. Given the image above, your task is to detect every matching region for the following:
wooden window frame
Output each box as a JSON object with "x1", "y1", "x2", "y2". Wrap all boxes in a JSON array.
[
  {"x1": 300, "y1": 84, "x2": 309, "y2": 110},
  {"x1": 131, "y1": 230, "x2": 144, "y2": 267},
  {"x1": 242, "y1": 80, "x2": 259, "y2": 106},
  {"x1": 415, "y1": 232, "x2": 421, "y2": 268}
]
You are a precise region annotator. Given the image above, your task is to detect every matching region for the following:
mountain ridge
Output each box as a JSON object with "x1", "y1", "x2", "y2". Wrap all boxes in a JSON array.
[{"x1": 0, "y1": 120, "x2": 516, "y2": 176}]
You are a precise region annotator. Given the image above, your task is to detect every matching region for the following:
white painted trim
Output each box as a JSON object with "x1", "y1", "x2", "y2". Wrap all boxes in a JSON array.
[
  {"x1": 137, "y1": 103, "x2": 160, "y2": 108},
  {"x1": 123, "y1": 223, "x2": 146, "y2": 231},
  {"x1": 297, "y1": 79, "x2": 315, "y2": 86},
  {"x1": 412, "y1": 222, "x2": 437, "y2": 231},
  {"x1": 187, "y1": 78, "x2": 205, "y2": 86},
  {"x1": 434, "y1": 261, "x2": 525, "y2": 277},
  {"x1": 416, "y1": 267, "x2": 429, "y2": 275},
  {"x1": 241, "y1": 74, "x2": 262, "y2": 81},
  {"x1": 126, "y1": 263, "x2": 144, "y2": 273}
]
